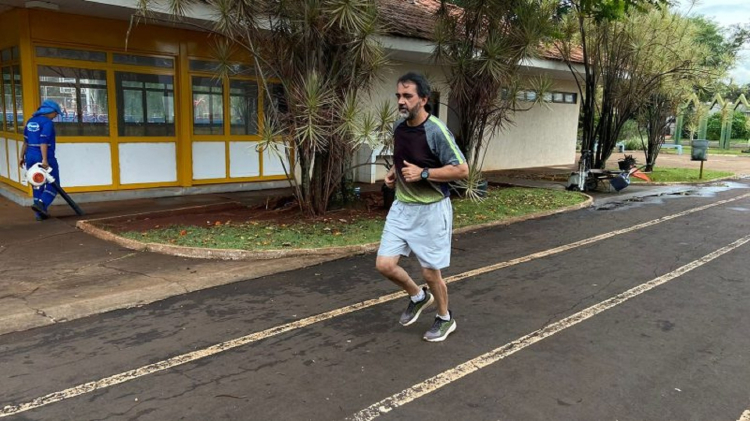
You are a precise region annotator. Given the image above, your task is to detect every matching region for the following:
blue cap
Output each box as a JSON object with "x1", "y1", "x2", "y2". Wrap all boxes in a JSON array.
[{"x1": 33, "y1": 99, "x2": 63, "y2": 117}]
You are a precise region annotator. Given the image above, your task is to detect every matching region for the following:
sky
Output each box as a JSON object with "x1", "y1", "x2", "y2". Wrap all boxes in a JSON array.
[{"x1": 676, "y1": 0, "x2": 750, "y2": 85}]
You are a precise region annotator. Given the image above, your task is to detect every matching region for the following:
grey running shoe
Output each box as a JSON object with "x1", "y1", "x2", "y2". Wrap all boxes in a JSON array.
[
  {"x1": 399, "y1": 287, "x2": 434, "y2": 326},
  {"x1": 423, "y1": 311, "x2": 456, "y2": 342}
]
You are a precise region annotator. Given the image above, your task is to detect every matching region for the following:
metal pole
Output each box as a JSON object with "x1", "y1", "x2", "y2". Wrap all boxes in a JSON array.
[{"x1": 699, "y1": 161, "x2": 704, "y2": 180}]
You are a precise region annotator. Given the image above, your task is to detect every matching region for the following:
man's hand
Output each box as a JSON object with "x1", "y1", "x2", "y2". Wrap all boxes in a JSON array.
[
  {"x1": 401, "y1": 160, "x2": 424, "y2": 183},
  {"x1": 384, "y1": 169, "x2": 396, "y2": 189},
  {"x1": 41, "y1": 160, "x2": 49, "y2": 169}
]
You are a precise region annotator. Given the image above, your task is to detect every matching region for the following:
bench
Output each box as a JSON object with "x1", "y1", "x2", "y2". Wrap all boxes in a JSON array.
[{"x1": 661, "y1": 143, "x2": 683, "y2": 155}]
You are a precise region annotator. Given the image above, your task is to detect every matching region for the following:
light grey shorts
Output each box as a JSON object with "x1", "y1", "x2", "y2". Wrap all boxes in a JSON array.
[{"x1": 377, "y1": 197, "x2": 453, "y2": 270}]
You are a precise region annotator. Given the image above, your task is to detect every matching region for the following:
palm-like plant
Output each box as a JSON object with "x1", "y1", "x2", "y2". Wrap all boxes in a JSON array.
[
  {"x1": 433, "y1": 0, "x2": 558, "y2": 185},
  {"x1": 135, "y1": 0, "x2": 388, "y2": 216}
]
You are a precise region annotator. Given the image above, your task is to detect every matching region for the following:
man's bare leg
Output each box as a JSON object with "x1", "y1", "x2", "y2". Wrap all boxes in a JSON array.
[
  {"x1": 375, "y1": 255, "x2": 421, "y2": 296},
  {"x1": 422, "y1": 267, "x2": 448, "y2": 316}
]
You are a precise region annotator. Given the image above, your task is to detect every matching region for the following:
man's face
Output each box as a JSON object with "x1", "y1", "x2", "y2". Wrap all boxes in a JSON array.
[{"x1": 396, "y1": 81, "x2": 426, "y2": 121}]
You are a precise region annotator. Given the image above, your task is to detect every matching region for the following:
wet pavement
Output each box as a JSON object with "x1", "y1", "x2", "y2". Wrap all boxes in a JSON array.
[
  {"x1": 2, "y1": 176, "x2": 750, "y2": 420},
  {"x1": 1, "y1": 151, "x2": 749, "y2": 337}
]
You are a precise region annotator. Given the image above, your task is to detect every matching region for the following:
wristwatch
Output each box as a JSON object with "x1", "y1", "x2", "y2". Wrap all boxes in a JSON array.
[{"x1": 420, "y1": 168, "x2": 430, "y2": 180}]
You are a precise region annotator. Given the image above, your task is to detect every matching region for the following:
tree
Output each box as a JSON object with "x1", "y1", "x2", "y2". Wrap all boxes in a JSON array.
[
  {"x1": 558, "y1": 3, "x2": 710, "y2": 169},
  {"x1": 134, "y1": 0, "x2": 389, "y2": 216},
  {"x1": 433, "y1": 0, "x2": 557, "y2": 194},
  {"x1": 688, "y1": 16, "x2": 750, "y2": 101},
  {"x1": 556, "y1": 0, "x2": 668, "y2": 169}
]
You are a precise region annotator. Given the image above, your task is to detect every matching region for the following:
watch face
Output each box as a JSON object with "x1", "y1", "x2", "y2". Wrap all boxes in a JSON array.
[{"x1": 421, "y1": 168, "x2": 429, "y2": 179}]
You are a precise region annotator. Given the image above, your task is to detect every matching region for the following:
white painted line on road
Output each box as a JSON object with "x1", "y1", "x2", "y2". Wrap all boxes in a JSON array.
[
  {"x1": 739, "y1": 409, "x2": 750, "y2": 421},
  {"x1": 347, "y1": 235, "x2": 750, "y2": 421},
  {"x1": 2, "y1": 193, "x2": 749, "y2": 418},
  {"x1": 444, "y1": 192, "x2": 750, "y2": 285}
]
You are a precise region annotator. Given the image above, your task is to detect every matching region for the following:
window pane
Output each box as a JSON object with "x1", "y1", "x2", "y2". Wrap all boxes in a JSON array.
[
  {"x1": 189, "y1": 60, "x2": 220, "y2": 73},
  {"x1": 1, "y1": 49, "x2": 10, "y2": 62},
  {"x1": 13, "y1": 66, "x2": 22, "y2": 128},
  {"x1": 565, "y1": 93, "x2": 576, "y2": 104},
  {"x1": 429, "y1": 91, "x2": 440, "y2": 118},
  {"x1": 228, "y1": 64, "x2": 254, "y2": 76},
  {"x1": 263, "y1": 83, "x2": 286, "y2": 129},
  {"x1": 230, "y1": 80, "x2": 258, "y2": 135},
  {"x1": 38, "y1": 66, "x2": 109, "y2": 136},
  {"x1": 11, "y1": 46, "x2": 19, "y2": 60},
  {"x1": 0, "y1": 70, "x2": 4, "y2": 131},
  {"x1": 116, "y1": 72, "x2": 175, "y2": 137},
  {"x1": 552, "y1": 92, "x2": 564, "y2": 103},
  {"x1": 192, "y1": 76, "x2": 223, "y2": 135},
  {"x1": 113, "y1": 54, "x2": 174, "y2": 69},
  {"x1": 3, "y1": 67, "x2": 15, "y2": 132},
  {"x1": 35, "y1": 47, "x2": 107, "y2": 62}
]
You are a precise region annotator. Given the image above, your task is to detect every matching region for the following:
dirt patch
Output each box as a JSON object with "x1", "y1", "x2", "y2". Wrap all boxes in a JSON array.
[{"x1": 96, "y1": 191, "x2": 391, "y2": 234}]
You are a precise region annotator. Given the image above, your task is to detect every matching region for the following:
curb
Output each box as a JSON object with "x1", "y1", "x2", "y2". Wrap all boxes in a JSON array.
[{"x1": 76, "y1": 193, "x2": 594, "y2": 261}]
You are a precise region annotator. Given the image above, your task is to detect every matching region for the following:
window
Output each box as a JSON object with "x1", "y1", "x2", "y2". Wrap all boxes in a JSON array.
[
  {"x1": 229, "y1": 80, "x2": 259, "y2": 135},
  {"x1": 192, "y1": 76, "x2": 224, "y2": 135},
  {"x1": 116, "y1": 72, "x2": 175, "y2": 137},
  {"x1": 38, "y1": 66, "x2": 109, "y2": 136},
  {"x1": 547, "y1": 92, "x2": 577, "y2": 104},
  {"x1": 516, "y1": 90, "x2": 539, "y2": 102},
  {"x1": 429, "y1": 91, "x2": 440, "y2": 118},
  {"x1": 190, "y1": 60, "x2": 220, "y2": 73},
  {"x1": 2, "y1": 66, "x2": 16, "y2": 132},
  {"x1": 35, "y1": 47, "x2": 107, "y2": 62},
  {"x1": 190, "y1": 59, "x2": 253, "y2": 76},
  {"x1": 113, "y1": 54, "x2": 174, "y2": 69},
  {"x1": 263, "y1": 83, "x2": 286, "y2": 128},
  {"x1": 13, "y1": 65, "x2": 22, "y2": 129}
]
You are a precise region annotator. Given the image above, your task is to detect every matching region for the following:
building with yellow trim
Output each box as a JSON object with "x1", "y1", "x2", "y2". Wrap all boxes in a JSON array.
[{"x1": 0, "y1": 0, "x2": 583, "y2": 206}]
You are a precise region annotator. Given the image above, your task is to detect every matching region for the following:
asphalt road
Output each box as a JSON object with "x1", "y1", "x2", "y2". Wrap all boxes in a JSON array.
[{"x1": 2, "y1": 181, "x2": 750, "y2": 421}]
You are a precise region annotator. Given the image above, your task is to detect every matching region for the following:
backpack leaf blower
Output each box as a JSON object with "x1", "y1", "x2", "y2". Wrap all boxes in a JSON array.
[{"x1": 26, "y1": 163, "x2": 85, "y2": 216}]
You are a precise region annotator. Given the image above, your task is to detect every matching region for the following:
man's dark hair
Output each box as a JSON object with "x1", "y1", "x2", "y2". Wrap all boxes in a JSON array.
[{"x1": 397, "y1": 72, "x2": 431, "y2": 99}]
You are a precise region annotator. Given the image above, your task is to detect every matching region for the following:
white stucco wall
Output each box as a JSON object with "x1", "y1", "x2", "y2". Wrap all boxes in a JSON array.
[
  {"x1": 355, "y1": 71, "x2": 581, "y2": 182},
  {"x1": 480, "y1": 79, "x2": 580, "y2": 171},
  {"x1": 351, "y1": 37, "x2": 582, "y2": 183}
]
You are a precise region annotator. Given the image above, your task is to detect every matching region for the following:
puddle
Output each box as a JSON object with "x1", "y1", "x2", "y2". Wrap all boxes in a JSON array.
[{"x1": 593, "y1": 180, "x2": 750, "y2": 211}]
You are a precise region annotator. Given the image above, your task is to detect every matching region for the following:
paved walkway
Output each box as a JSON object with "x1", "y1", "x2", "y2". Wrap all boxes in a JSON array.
[{"x1": 1, "y1": 151, "x2": 747, "y2": 336}]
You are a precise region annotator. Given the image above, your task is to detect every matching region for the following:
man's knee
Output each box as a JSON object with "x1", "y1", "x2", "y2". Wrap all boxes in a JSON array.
[
  {"x1": 376, "y1": 256, "x2": 399, "y2": 276},
  {"x1": 421, "y1": 267, "x2": 443, "y2": 284}
]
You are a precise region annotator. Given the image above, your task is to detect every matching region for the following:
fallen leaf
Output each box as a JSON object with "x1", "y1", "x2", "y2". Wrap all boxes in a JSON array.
[{"x1": 180, "y1": 230, "x2": 188, "y2": 236}]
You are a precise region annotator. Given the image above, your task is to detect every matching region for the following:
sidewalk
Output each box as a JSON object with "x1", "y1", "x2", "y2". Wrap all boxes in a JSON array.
[
  {"x1": 0, "y1": 153, "x2": 739, "y2": 336},
  {"x1": 0, "y1": 188, "x2": 350, "y2": 336}
]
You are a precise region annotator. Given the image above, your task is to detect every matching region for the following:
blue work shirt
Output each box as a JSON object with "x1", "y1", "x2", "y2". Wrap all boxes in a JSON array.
[{"x1": 24, "y1": 115, "x2": 57, "y2": 158}]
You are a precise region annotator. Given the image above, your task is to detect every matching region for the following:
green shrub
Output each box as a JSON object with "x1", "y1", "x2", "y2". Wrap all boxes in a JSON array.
[
  {"x1": 622, "y1": 138, "x2": 645, "y2": 150},
  {"x1": 706, "y1": 111, "x2": 749, "y2": 140}
]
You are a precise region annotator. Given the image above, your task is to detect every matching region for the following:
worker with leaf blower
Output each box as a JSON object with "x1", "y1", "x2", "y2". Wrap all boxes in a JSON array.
[{"x1": 19, "y1": 99, "x2": 63, "y2": 221}]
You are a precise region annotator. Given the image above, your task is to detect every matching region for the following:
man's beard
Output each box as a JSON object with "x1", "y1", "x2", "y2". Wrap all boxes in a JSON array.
[{"x1": 399, "y1": 104, "x2": 420, "y2": 121}]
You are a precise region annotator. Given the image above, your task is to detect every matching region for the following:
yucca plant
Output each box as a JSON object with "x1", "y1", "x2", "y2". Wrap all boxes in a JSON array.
[
  {"x1": 134, "y1": 0, "x2": 388, "y2": 216},
  {"x1": 433, "y1": 0, "x2": 558, "y2": 194}
]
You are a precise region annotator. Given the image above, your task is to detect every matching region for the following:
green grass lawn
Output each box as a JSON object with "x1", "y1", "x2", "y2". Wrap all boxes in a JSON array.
[
  {"x1": 121, "y1": 187, "x2": 587, "y2": 250},
  {"x1": 630, "y1": 167, "x2": 734, "y2": 182}
]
